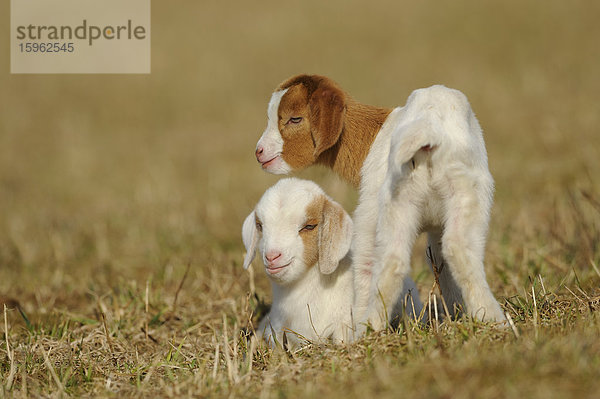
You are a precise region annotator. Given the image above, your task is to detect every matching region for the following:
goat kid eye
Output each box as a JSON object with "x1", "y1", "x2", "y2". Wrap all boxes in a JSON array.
[
  {"x1": 287, "y1": 117, "x2": 303, "y2": 125},
  {"x1": 300, "y1": 224, "x2": 317, "y2": 232},
  {"x1": 256, "y1": 222, "x2": 262, "y2": 232}
]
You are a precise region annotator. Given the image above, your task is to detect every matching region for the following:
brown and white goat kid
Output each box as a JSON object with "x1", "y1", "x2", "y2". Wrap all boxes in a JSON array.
[
  {"x1": 254, "y1": 75, "x2": 506, "y2": 333},
  {"x1": 242, "y1": 178, "x2": 354, "y2": 346},
  {"x1": 242, "y1": 178, "x2": 420, "y2": 347}
]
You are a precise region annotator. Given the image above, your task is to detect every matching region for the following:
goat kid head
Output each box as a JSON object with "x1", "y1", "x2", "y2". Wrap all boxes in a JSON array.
[
  {"x1": 242, "y1": 178, "x2": 352, "y2": 285},
  {"x1": 255, "y1": 75, "x2": 347, "y2": 174}
]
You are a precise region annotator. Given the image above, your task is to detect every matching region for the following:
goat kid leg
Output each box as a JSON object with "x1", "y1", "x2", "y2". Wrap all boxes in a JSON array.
[
  {"x1": 351, "y1": 198, "x2": 379, "y2": 322},
  {"x1": 364, "y1": 190, "x2": 421, "y2": 332},
  {"x1": 441, "y1": 176, "x2": 506, "y2": 323}
]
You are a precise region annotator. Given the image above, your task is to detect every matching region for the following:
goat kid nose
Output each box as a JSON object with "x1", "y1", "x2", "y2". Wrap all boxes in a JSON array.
[
  {"x1": 265, "y1": 251, "x2": 282, "y2": 264},
  {"x1": 255, "y1": 146, "x2": 264, "y2": 160}
]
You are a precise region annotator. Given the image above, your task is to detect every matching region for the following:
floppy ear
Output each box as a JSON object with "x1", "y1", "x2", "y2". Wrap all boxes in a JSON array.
[
  {"x1": 317, "y1": 199, "x2": 353, "y2": 274},
  {"x1": 242, "y1": 211, "x2": 258, "y2": 269},
  {"x1": 308, "y1": 83, "x2": 346, "y2": 157}
]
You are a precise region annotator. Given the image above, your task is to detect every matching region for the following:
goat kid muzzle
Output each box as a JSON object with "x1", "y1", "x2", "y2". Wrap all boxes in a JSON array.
[
  {"x1": 255, "y1": 146, "x2": 281, "y2": 167},
  {"x1": 264, "y1": 251, "x2": 292, "y2": 274},
  {"x1": 265, "y1": 262, "x2": 291, "y2": 274}
]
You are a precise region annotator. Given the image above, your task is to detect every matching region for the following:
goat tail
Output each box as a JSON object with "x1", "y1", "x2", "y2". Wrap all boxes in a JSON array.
[{"x1": 390, "y1": 117, "x2": 442, "y2": 170}]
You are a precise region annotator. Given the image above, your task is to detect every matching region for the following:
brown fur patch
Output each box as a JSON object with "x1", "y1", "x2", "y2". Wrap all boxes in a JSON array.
[
  {"x1": 278, "y1": 74, "x2": 336, "y2": 96},
  {"x1": 309, "y1": 85, "x2": 347, "y2": 156},
  {"x1": 275, "y1": 74, "x2": 392, "y2": 188},
  {"x1": 318, "y1": 99, "x2": 391, "y2": 187},
  {"x1": 299, "y1": 194, "x2": 349, "y2": 274},
  {"x1": 278, "y1": 85, "x2": 316, "y2": 170},
  {"x1": 300, "y1": 195, "x2": 324, "y2": 268}
]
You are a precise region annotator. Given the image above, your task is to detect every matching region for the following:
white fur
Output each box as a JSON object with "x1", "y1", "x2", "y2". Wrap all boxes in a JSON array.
[
  {"x1": 243, "y1": 178, "x2": 422, "y2": 347},
  {"x1": 255, "y1": 89, "x2": 292, "y2": 174}
]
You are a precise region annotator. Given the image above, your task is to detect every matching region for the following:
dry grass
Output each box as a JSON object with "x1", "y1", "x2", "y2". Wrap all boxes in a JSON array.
[{"x1": 1, "y1": 0, "x2": 599, "y2": 397}]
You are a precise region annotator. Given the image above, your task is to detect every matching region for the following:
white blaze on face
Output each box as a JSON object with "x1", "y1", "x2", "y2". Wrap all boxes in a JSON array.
[
  {"x1": 255, "y1": 179, "x2": 320, "y2": 284},
  {"x1": 256, "y1": 89, "x2": 292, "y2": 174}
]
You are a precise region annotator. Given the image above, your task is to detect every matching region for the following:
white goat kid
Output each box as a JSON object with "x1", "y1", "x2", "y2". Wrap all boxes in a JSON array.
[
  {"x1": 365, "y1": 86, "x2": 502, "y2": 331},
  {"x1": 242, "y1": 178, "x2": 355, "y2": 347}
]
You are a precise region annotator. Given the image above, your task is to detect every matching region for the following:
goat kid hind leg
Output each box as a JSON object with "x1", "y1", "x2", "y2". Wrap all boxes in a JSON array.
[
  {"x1": 349, "y1": 197, "x2": 379, "y2": 323},
  {"x1": 364, "y1": 170, "x2": 422, "y2": 332},
  {"x1": 440, "y1": 173, "x2": 506, "y2": 323}
]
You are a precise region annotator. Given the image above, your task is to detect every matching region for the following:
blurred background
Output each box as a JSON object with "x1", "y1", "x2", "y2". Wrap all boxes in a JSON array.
[{"x1": 1, "y1": 0, "x2": 599, "y2": 311}]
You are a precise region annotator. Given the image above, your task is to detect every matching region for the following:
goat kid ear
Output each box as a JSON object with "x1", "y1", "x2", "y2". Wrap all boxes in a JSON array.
[
  {"x1": 308, "y1": 84, "x2": 346, "y2": 157},
  {"x1": 242, "y1": 210, "x2": 258, "y2": 269},
  {"x1": 318, "y1": 199, "x2": 353, "y2": 275}
]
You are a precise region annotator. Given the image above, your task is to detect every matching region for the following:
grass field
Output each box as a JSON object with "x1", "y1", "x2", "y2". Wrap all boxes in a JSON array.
[{"x1": 1, "y1": 1, "x2": 600, "y2": 397}]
